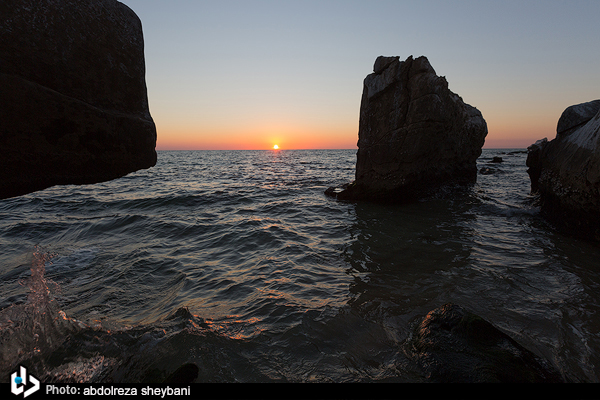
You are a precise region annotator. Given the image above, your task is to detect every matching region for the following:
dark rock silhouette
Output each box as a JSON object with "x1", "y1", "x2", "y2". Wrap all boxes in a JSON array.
[
  {"x1": 331, "y1": 55, "x2": 487, "y2": 202},
  {"x1": 0, "y1": 0, "x2": 157, "y2": 199},
  {"x1": 526, "y1": 100, "x2": 600, "y2": 240},
  {"x1": 404, "y1": 303, "x2": 564, "y2": 383}
]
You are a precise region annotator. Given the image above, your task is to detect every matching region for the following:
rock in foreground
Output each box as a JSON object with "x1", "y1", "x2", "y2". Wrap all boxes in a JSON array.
[
  {"x1": 526, "y1": 100, "x2": 600, "y2": 240},
  {"x1": 333, "y1": 55, "x2": 487, "y2": 202},
  {"x1": 404, "y1": 303, "x2": 563, "y2": 383},
  {"x1": 0, "y1": 0, "x2": 157, "y2": 199}
]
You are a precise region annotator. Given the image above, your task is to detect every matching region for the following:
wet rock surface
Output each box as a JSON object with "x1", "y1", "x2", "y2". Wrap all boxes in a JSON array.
[
  {"x1": 404, "y1": 303, "x2": 564, "y2": 383},
  {"x1": 0, "y1": 0, "x2": 157, "y2": 199}
]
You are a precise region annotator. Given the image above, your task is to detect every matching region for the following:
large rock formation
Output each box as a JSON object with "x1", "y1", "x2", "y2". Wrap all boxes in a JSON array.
[
  {"x1": 331, "y1": 55, "x2": 487, "y2": 202},
  {"x1": 526, "y1": 100, "x2": 600, "y2": 240},
  {"x1": 0, "y1": 0, "x2": 157, "y2": 199}
]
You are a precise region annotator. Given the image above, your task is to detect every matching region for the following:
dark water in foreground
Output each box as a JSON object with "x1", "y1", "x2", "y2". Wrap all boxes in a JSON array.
[{"x1": 1, "y1": 149, "x2": 599, "y2": 386}]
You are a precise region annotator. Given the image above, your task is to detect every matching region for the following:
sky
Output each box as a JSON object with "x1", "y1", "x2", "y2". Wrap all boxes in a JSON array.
[{"x1": 120, "y1": 0, "x2": 600, "y2": 150}]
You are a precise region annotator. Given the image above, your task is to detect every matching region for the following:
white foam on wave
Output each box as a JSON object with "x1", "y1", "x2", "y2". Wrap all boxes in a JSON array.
[{"x1": 0, "y1": 248, "x2": 87, "y2": 377}]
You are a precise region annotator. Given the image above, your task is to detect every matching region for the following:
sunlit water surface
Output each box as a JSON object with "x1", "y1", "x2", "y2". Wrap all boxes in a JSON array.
[{"x1": 1, "y1": 149, "x2": 599, "y2": 383}]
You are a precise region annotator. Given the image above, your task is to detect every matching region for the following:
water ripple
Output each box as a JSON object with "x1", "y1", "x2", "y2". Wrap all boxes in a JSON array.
[{"x1": 1, "y1": 150, "x2": 600, "y2": 383}]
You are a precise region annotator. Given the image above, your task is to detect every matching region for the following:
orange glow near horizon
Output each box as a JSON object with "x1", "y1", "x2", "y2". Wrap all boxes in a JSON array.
[
  {"x1": 155, "y1": 126, "x2": 544, "y2": 150},
  {"x1": 155, "y1": 131, "x2": 545, "y2": 150},
  {"x1": 155, "y1": 122, "x2": 359, "y2": 150},
  {"x1": 481, "y1": 111, "x2": 558, "y2": 149},
  {"x1": 154, "y1": 109, "x2": 558, "y2": 151}
]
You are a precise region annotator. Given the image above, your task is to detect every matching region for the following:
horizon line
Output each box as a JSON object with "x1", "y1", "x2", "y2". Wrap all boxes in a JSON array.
[{"x1": 156, "y1": 147, "x2": 528, "y2": 151}]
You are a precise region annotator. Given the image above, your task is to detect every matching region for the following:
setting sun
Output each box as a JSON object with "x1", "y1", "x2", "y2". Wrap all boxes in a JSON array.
[{"x1": 273, "y1": 144, "x2": 279, "y2": 150}]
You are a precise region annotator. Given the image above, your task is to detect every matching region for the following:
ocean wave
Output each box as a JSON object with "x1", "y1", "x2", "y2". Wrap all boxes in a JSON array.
[{"x1": 1, "y1": 150, "x2": 600, "y2": 383}]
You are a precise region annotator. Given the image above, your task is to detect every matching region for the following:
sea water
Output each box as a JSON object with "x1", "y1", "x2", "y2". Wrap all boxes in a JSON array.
[{"x1": 1, "y1": 149, "x2": 599, "y2": 383}]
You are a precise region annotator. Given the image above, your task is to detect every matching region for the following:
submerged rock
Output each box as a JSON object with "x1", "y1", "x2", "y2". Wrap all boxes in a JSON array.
[
  {"x1": 404, "y1": 303, "x2": 563, "y2": 383},
  {"x1": 479, "y1": 167, "x2": 498, "y2": 175},
  {"x1": 333, "y1": 55, "x2": 487, "y2": 202},
  {"x1": 0, "y1": 0, "x2": 157, "y2": 199},
  {"x1": 526, "y1": 100, "x2": 600, "y2": 240}
]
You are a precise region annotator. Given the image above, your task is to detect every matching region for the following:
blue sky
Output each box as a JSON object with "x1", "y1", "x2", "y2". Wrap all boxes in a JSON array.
[{"x1": 120, "y1": 0, "x2": 600, "y2": 149}]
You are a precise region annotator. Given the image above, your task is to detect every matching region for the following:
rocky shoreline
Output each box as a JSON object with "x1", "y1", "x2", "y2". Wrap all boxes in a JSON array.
[
  {"x1": 1, "y1": 0, "x2": 597, "y2": 383},
  {"x1": 323, "y1": 56, "x2": 599, "y2": 382},
  {"x1": 327, "y1": 56, "x2": 600, "y2": 246}
]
